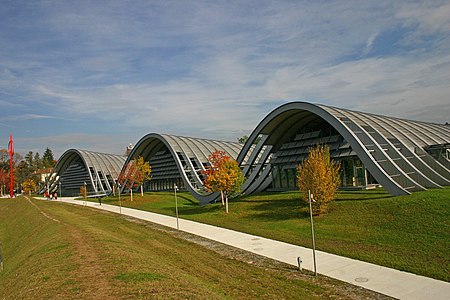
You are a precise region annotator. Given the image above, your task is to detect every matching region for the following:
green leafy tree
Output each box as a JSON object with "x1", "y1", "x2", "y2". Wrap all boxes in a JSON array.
[
  {"x1": 238, "y1": 135, "x2": 262, "y2": 145},
  {"x1": 42, "y1": 148, "x2": 55, "y2": 168},
  {"x1": 33, "y1": 152, "x2": 42, "y2": 170},
  {"x1": 238, "y1": 135, "x2": 249, "y2": 144},
  {"x1": 25, "y1": 151, "x2": 34, "y2": 169},
  {"x1": 203, "y1": 150, "x2": 245, "y2": 214},
  {"x1": 15, "y1": 161, "x2": 30, "y2": 188},
  {"x1": 296, "y1": 145, "x2": 341, "y2": 215}
]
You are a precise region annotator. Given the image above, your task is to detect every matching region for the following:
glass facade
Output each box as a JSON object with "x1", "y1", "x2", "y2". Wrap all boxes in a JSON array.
[
  {"x1": 270, "y1": 156, "x2": 377, "y2": 191},
  {"x1": 146, "y1": 176, "x2": 185, "y2": 191}
]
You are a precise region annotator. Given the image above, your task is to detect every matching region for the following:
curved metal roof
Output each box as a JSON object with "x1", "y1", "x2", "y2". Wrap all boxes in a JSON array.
[
  {"x1": 47, "y1": 101, "x2": 449, "y2": 203},
  {"x1": 42, "y1": 149, "x2": 126, "y2": 197},
  {"x1": 122, "y1": 133, "x2": 246, "y2": 203},
  {"x1": 238, "y1": 102, "x2": 450, "y2": 199}
]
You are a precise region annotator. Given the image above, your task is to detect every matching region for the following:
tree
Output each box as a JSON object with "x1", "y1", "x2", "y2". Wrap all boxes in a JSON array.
[
  {"x1": 118, "y1": 161, "x2": 136, "y2": 201},
  {"x1": 296, "y1": 144, "x2": 341, "y2": 215},
  {"x1": 15, "y1": 161, "x2": 30, "y2": 188},
  {"x1": 42, "y1": 148, "x2": 55, "y2": 168},
  {"x1": 133, "y1": 156, "x2": 152, "y2": 196},
  {"x1": 25, "y1": 151, "x2": 34, "y2": 168},
  {"x1": 33, "y1": 152, "x2": 42, "y2": 170},
  {"x1": 203, "y1": 150, "x2": 229, "y2": 206},
  {"x1": 22, "y1": 179, "x2": 37, "y2": 195},
  {"x1": 80, "y1": 185, "x2": 87, "y2": 199},
  {"x1": 0, "y1": 168, "x2": 8, "y2": 195},
  {"x1": 203, "y1": 150, "x2": 245, "y2": 214},
  {"x1": 238, "y1": 135, "x2": 249, "y2": 144},
  {"x1": 117, "y1": 157, "x2": 151, "y2": 200},
  {"x1": 0, "y1": 149, "x2": 8, "y2": 165},
  {"x1": 238, "y1": 135, "x2": 262, "y2": 145}
]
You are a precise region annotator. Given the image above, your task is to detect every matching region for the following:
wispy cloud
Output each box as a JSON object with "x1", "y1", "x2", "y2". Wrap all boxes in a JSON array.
[{"x1": 0, "y1": 1, "x2": 449, "y2": 157}]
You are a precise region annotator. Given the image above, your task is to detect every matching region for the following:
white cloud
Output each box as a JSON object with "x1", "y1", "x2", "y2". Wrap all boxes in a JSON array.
[
  {"x1": 0, "y1": 1, "x2": 449, "y2": 156},
  {"x1": 397, "y1": 1, "x2": 450, "y2": 33}
]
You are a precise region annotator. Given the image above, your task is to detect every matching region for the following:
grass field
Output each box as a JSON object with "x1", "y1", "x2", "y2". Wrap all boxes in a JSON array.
[
  {"x1": 0, "y1": 196, "x2": 388, "y2": 299},
  {"x1": 99, "y1": 187, "x2": 450, "y2": 282}
]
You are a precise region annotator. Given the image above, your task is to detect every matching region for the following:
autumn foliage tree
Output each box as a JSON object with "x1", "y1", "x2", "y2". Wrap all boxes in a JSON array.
[
  {"x1": 202, "y1": 150, "x2": 245, "y2": 214},
  {"x1": 296, "y1": 144, "x2": 341, "y2": 215},
  {"x1": 22, "y1": 179, "x2": 37, "y2": 195},
  {"x1": 118, "y1": 161, "x2": 137, "y2": 201},
  {"x1": 134, "y1": 156, "x2": 152, "y2": 196},
  {"x1": 80, "y1": 185, "x2": 87, "y2": 199},
  {"x1": 118, "y1": 156, "x2": 151, "y2": 201}
]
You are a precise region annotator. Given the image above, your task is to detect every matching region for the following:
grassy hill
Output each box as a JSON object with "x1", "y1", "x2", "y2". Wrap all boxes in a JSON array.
[
  {"x1": 100, "y1": 187, "x2": 450, "y2": 282},
  {"x1": 0, "y1": 196, "x2": 387, "y2": 299}
]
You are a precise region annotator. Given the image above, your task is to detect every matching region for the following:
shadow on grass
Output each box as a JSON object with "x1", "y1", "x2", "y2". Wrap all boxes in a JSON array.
[
  {"x1": 238, "y1": 197, "x2": 310, "y2": 221},
  {"x1": 336, "y1": 191, "x2": 392, "y2": 201},
  {"x1": 180, "y1": 205, "x2": 223, "y2": 216},
  {"x1": 177, "y1": 195, "x2": 198, "y2": 205}
]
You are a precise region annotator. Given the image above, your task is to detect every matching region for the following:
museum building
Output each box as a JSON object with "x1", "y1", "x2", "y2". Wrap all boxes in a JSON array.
[{"x1": 43, "y1": 102, "x2": 450, "y2": 204}]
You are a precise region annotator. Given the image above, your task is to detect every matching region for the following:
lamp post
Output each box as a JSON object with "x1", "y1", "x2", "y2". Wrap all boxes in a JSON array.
[
  {"x1": 83, "y1": 181, "x2": 87, "y2": 206},
  {"x1": 59, "y1": 181, "x2": 62, "y2": 199},
  {"x1": 117, "y1": 181, "x2": 122, "y2": 214},
  {"x1": 308, "y1": 190, "x2": 317, "y2": 276},
  {"x1": 174, "y1": 184, "x2": 179, "y2": 230}
]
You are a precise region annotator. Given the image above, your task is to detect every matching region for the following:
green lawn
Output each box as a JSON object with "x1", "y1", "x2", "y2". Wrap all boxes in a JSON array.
[
  {"x1": 99, "y1": 187, "x2": 450, "y2": 281},
  {"x1": 0, "y1": 196, "x2": 384, "y2": 299}
]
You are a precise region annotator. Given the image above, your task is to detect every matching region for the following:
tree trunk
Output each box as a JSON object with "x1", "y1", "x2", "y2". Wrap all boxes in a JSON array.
[
  {"x1": 140, "y1": 184, "x2": 143, "y2": 197},
  {"x1": 220, "y1": 191, "x2": 224, "y2": 206},
  {"x1": 130, "y1": 188, "x2": 133, "y2": 201},
  {"x1": 225, "y1": 193, "x2": 229, "y2": 214}
]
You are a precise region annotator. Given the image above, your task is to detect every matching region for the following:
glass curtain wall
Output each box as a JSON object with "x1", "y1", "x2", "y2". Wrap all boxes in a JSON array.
[{"x1": 271, "y1": 156, "x2": 376, "y2": 191}]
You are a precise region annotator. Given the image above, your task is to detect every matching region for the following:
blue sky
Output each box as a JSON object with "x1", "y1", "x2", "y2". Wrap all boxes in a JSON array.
[{"x1": 1, "y1": 0, "x2": 449, "y2": 158}]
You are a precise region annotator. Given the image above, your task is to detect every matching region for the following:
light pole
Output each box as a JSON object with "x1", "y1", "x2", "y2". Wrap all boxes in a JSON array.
[
  {"x1": 59, "y1": 181, "x2": 62, "y2": 199},
  {"x1": 83, "y1": 181, "x2": 87, "y2": 206},
  {"x1": 117, "y1": 181, "x2": 122, "y2": 214},
  {"x1": 308, "y1": 190, "x2": 317, "y2": 276},
  {"x1": 174, "y1": 184, "x2": 179, "y2": 230}
]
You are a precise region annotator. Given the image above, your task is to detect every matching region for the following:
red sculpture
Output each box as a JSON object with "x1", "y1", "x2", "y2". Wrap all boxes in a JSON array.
[{"x1": 8, "y1": 134, "x2": 14, "y2": 198}]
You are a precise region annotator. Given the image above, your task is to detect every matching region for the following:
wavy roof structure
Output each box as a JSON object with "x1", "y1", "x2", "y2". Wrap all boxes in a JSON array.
[
  {"x1": 122, "y1": 133, "x2": 248, "y2": 203},
  {"x1": 43, "y1": 149, "x2": 126, "y2": 197},
  {"x1": 45, "y1": 102, "x2": 450, "y2": 203},
  {"x1": 236, "y1": 102, "x2": 450, "y2": 202}
]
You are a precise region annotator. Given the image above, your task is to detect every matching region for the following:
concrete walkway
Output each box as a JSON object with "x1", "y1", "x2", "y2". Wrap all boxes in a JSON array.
[{"x1": 44, "y1": 197, "x2": 449, "y2": 300}]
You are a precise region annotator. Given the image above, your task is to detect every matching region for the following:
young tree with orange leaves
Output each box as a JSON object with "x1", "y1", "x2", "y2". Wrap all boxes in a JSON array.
[
  {"x1": 297, "y1": 144, "x2": 341, "y2": 215},
  {"x1": 203, "y1": 150, "x2": 244, "y2": 213},
  {"x1": 118, "y1": 160, "x2": 137, "y2": 201},
  {"x1": 118, "y1": 156, "x2": 152, "y2": 201}
]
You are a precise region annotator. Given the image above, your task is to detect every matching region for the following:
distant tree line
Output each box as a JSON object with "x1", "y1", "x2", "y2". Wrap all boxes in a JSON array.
[{"x1": 0, "y1": 147, "x2": 55, "y2": 195}]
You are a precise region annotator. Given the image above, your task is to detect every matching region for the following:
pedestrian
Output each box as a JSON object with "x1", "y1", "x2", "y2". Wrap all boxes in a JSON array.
[{"x1": 53, "y1": 192, "x2": 58, "y2": 200}]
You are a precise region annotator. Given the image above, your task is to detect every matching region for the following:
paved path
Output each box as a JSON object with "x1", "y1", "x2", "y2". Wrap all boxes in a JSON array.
[{"x1": 43, "y1": 197, "x2": 449, "y2": 300}]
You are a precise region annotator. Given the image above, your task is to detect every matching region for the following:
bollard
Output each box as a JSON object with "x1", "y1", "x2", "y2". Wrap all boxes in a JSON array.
[
  {"x1": 297, "y1": 256, "x2": 302, "y2": 271},
  {"x1": 0, "y1": 243, "x2": 3, "y2": 271}
]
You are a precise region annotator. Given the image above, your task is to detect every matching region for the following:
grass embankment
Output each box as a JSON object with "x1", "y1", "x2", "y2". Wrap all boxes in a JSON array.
[
  {"x1": 101, "y1": 188, "x2": 450, "y2": 282},
  {"x1": 0, "y1": 196, "x2": 384, "y2": 299}
]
